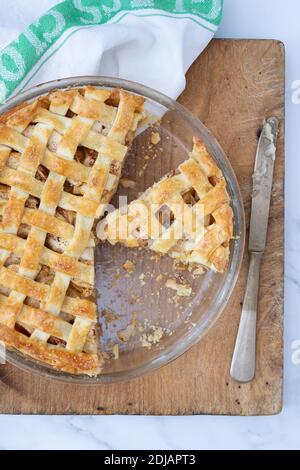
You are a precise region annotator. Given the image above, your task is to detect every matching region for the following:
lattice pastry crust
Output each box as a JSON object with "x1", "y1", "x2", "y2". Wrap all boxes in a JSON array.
[
  {"x1": 0, "y1": 86, "x2": 145, "y2": 376},
  {"x1": 99, "y1": 138, "x2": 233, "y2": 273}
]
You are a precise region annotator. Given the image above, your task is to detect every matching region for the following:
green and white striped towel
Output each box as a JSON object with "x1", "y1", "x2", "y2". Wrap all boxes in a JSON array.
[{"x1": 0, "y1": 0, "x2": 223, "y2": 103}]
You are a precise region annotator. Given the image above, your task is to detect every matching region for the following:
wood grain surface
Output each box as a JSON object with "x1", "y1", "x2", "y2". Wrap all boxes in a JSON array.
[{"x1": 0, "y1": 39, "x2": 285, "y2": 416}]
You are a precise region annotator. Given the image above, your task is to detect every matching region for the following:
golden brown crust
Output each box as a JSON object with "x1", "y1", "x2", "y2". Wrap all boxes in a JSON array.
[
  {"x1": 0, "y1": 86, "x2": 145, "y2": 375},
  {"x1": 100, "y1": 138, "x2": 233, "y2": 273},
  {"x1": 0, "y1": 96, "x2": 49, "y2": 126},
  {"x1": 0, "y1": 322, "x2": 100, "y2": 376},
  {"x1": 22, "y1": 208, "x2": 75, "y2": 240}
]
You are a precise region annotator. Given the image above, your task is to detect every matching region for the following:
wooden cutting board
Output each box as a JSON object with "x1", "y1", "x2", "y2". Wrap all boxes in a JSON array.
[{"x1": 0, "y1": 39, "x2": 284, "y2": 416}]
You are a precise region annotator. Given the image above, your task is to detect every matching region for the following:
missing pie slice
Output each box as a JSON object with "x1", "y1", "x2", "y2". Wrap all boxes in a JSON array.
[
  {"x1": 0, "y1": 86, "x2": 145, "y2": 376},
  {"x1": 98, "y1": 138, "x2": 233, "y2": 273}
]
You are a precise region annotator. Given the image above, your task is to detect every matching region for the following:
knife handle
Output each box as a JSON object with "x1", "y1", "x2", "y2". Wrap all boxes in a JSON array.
[{"x1": 230, "y1": 251, "x2": 263, "y2": 383}]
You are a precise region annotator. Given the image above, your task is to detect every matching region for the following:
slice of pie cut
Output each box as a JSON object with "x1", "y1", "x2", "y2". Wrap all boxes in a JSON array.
[
  {"x1": 0, "y1": 86, "x2": 145, "y2": 376},
  {"x1": 98, "y1": 138, "x2": 233, "y2": 273}
]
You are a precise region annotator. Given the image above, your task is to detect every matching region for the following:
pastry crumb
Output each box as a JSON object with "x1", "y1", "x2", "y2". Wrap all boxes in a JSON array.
[
  {"x1": 165, "y1": 278, "x2": 192, "y2": 297},
  {"x1": 139, "y1": 273, "x2": 146, "y2": 286},
  {"x1": 120, "y1": 178, "x2": 136, "y2": 189},
  {"x1": 174, "y1": 261, "x2": 187, "y2": 272},
  {"x1": 129, "y1": 289, "x2": 136, "y2": 303},
  {"x1": 102, "y1": 309, "x2": 119, "y2": 325},
  {"x1": 117, "y1": 321, "x2": 137, "y2": 342},
  {"x1": 150, "y1": 254, "x2": 160, "y2": 261},
  {"x1": 112, "y1": 343, "x2": 119, "y2": 360},
  {"x1": 141, "y1": 326, "x2": 164, "y2": 349},
  {"x1": 151, "y1": 132, "x2": 161, "y2": 145},
  {"x1": 192, "y1": 266, "x2": 205, "y2": 277},
  {"x1": 123, "y1": 259, "x2": 135, "y2": 273},
  {"x1": 140, "y1": 321, "x2": 172, "y2": 349}
]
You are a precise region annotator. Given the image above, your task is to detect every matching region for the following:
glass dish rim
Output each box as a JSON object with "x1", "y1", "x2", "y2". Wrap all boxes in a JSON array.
[{"x1": 0, "y1": 76, "x2": 245, "y2": 384}]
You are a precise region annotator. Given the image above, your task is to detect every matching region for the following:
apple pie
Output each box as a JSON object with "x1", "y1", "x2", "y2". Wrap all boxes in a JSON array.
[{"x1": 0, "y1": 86, "x2": 145, "y2": 375}]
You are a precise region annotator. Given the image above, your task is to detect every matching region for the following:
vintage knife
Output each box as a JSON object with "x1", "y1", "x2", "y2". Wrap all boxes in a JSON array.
[{"x1": 230, "y1": 117, "x2": 279, "y2": 383}]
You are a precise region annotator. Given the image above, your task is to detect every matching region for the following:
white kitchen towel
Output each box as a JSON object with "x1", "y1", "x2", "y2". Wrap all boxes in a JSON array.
[{"x1": 0, "y1": 0, "x2": 223, "y2": 103}]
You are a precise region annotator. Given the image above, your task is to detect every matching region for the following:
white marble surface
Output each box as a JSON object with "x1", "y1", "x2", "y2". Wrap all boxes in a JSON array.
[{"x1": 0, "y1": 0, "x2": 300, "y2": 450}]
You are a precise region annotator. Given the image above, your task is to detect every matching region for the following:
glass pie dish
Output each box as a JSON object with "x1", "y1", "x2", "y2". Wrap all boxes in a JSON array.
[{"x1": 0, "y1": 77, "x2": 245, "y2": 383}]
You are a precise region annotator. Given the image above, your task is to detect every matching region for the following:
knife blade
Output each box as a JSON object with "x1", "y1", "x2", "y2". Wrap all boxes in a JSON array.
[
  {"x1": 249, "y1": 117, "x2": 279, "y2": 252},
  {"x1": 230, "y1": 116, "x2": 279, "y2": 383}
]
